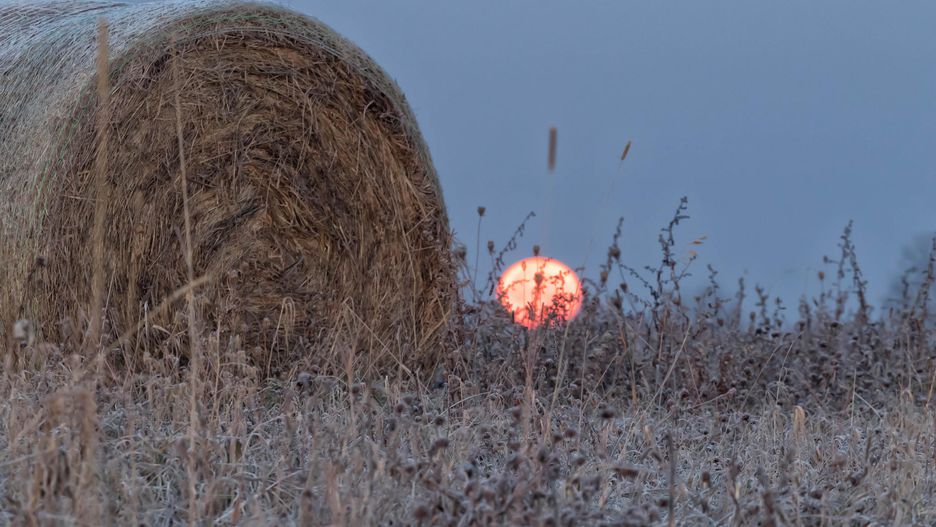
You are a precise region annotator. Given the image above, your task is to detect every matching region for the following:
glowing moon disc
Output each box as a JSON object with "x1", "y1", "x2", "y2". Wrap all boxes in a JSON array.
[{"x1": 496, "y1": 256, "x2": 583, "y2": 328}]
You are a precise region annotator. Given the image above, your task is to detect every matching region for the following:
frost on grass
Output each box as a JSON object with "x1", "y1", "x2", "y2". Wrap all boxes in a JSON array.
[{"x1": 2, "y1": 202, "x2": 935, "y2": 525}]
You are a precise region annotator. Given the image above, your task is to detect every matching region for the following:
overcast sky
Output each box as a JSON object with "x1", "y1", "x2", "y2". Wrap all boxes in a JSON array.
[{"x1": 287, "y1": 0, "x2": 936, "y2": 310}]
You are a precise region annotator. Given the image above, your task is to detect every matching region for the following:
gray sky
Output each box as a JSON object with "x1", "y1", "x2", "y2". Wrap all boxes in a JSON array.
[{"x1": 288, "y1": 0, "x2": 936, "y2": 309}]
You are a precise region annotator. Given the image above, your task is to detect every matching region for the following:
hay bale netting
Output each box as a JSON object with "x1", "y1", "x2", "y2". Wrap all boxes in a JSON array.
[{"x1": 0, "y1": 1, "x2": 456, "y2": 375}]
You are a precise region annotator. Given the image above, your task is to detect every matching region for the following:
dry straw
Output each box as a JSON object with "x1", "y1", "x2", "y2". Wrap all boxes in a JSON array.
[{"x1": 0, "y1": 1, "x2": 456, "y2": 376}]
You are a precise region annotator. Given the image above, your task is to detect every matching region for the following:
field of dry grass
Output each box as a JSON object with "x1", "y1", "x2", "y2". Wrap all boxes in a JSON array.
[{"x1": 2, "y1": 201, "x2": 935, "y2": 526}]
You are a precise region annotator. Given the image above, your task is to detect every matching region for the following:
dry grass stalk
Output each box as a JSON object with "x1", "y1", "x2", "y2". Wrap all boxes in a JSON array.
[
  {"x1": 170, "y1": 38, "x2": 203, "y2": 522},
  {"x1": 86, "y1": 18, "x2": 110, "y2": 353},
  {"x1": 792, "y1": 404, "x2": 806, "y2": 442}
]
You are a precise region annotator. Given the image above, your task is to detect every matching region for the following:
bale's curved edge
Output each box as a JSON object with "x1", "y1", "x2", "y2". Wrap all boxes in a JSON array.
[{"x1": 0, "y1": 1, "x2": 457, "y2": 377}]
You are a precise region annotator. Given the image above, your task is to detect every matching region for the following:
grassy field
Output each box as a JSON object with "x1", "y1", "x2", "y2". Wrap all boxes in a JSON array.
[{"x1": 2, "y1": 204, "x2": 935, "y2": 526}]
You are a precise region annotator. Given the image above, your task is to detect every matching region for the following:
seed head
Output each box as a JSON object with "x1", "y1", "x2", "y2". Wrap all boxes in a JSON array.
[
  {"x1": 612, "y1": 462, "x2": 641, "y2": 479},
  {"x1": 412, "y1": 504, "x2": 429, "y2": 521},
  {"x1": 598, "y1": 404, "x2": 616, "y2": 420},
  {"x1": 430, "y1": 437, "x2": 450, "y2": 456}
]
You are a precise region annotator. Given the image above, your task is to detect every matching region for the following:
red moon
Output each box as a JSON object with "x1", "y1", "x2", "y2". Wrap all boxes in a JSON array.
[{"x1": 496, "y1": 256, "x2": 583, "y2": 328}]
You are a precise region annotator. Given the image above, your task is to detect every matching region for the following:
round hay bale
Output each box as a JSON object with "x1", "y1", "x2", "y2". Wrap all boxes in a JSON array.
[{"x1": 0, "y1": 1, "x2": 456, "y2": 376}]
